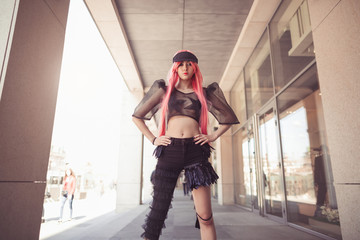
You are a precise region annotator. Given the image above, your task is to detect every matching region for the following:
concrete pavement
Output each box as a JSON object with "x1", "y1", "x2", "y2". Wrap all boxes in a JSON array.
[{"x1": 40, "y1": 190, "x2": 323, "y2": 240}]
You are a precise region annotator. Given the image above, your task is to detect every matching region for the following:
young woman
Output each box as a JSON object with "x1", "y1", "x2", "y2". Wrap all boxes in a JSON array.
[
  {"x1": 132, "y1": 50, "x2": 239, "y2": 240},
  {"x1": 58, "y1": 168, "x2": 76, "y2": 222}
]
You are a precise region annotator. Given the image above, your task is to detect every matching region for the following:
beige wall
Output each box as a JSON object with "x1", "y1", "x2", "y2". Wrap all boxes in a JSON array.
[
  {"x1": 216, "y1": 133, "x2": 235, "y2": 205},
  {"x1": 116, "y1": 90, "x2": 144, "y2": 209},
  {"x1": 0, "y1": 0, "x2": 70, "y2": 239},
  {"x1": 215, "y1": 91, "x2": 235, "y2": 205},
  {"x1": 308, "y1": 0, "x2": 360, "y2": 239}
]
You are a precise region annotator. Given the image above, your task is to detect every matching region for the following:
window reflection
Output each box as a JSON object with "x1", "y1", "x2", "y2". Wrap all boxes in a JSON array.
[
  {"x1": 245, "y1": 30, "x2": 274, "y2": 117},
  {"x1": 281, "y1": 106, "x2": 315, "y2": 203},
  {"x1": 233, "y1": 127, "x2": 252, "y2": 208},
  {"x1": 269, "y1": 0, "x2": 315, "y2": 91},
  {"x1": 230, "y1": 72, "x2": 247, "y2": 126},
  {"x1": 258, "y1": 109, "x2": 282, "y2": 217},
  {"x1": 278, "y1": 65, "x2": 341, "y2": 239}
]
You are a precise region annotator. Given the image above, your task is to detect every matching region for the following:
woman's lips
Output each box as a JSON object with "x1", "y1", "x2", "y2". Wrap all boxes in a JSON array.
[{"x1": 184, "y1": 73, "x2": 188, "y2": 75}]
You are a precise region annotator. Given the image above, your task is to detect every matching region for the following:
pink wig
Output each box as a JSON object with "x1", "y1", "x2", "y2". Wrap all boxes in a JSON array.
[{"x1": 158, "y1": 50, "x2": 208, "y2": 136}]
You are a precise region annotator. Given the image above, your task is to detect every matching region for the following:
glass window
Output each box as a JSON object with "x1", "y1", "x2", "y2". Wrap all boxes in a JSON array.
[
  {"x1": 233, "y1": 126, "x2": 252, "y2": 208},
  {"x1": 258, "y1": 107, "x2": 283, "y2": 217},
  {"x1": 230, "y1": 72, "x2": 247, "y2": 127},
  {"x1": 245, "y1": 30, "x2": 274, "y2": 117},
  {"x1": 269, "y1": 0, "x2": 315, "y2": 92},
  {"x1": 277, "y1": 64, "x2": 341, "y2": 239}
]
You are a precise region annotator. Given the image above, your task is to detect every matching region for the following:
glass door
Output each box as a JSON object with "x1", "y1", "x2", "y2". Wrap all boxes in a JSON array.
[
  {"x1": 233, "y1": 124, "x2": 259, "y2": 211},
  {"x1": 254, "y1": 103, "x2": 285, "y2": 219},
  {"x1": 247, "y1": 124, "x2": 259, "y2": 211}
]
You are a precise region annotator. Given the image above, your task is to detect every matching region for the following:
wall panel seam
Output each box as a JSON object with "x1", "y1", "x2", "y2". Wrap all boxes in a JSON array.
[{"x1": 312, "y1": 0, "x2": 342, "y2": 32}]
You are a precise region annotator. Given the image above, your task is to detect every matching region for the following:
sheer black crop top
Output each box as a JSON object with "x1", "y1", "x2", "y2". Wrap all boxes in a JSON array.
[{"x1": 132, "y1": 79, "x2": 239, "y2": 125}]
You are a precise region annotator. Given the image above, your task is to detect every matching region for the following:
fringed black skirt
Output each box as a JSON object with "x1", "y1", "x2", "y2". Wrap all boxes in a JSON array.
[{"x1": 141, "y1": 137, "x2": 218, "y2": 240}]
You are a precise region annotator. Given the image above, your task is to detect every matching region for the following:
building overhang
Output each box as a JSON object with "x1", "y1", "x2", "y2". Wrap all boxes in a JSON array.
[{"x1": 84, "y1": 0, "x2": 281, "y2": 94}]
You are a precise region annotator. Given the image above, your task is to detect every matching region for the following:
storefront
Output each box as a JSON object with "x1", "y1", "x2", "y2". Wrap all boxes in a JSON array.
[{"x1": 230, "y1": 1, "x2": 341, "y2": 239}]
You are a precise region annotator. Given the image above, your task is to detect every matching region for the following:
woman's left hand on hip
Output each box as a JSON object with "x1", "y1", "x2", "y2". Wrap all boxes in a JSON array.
[{"x1": 194, "y1": 134, "x2": 215, "y2": 145}]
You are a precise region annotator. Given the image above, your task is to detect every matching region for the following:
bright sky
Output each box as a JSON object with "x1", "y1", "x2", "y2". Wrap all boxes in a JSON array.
[{"x1": 51, "y1": 1, "x2": 126, "y2": 179}]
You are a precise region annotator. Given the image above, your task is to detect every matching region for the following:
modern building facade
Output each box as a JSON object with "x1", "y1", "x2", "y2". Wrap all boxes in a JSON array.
[
  {"x1": 0, "y1": 0, "x2": 359, "y2": 239},
  {"x1": 228, "y1": 1, "x2": 340, "y2": 238}
]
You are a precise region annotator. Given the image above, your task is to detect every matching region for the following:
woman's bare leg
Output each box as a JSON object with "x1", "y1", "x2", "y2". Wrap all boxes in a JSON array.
[{"x1": 192, "y1": 186, "x2": 216, "y2": 240}]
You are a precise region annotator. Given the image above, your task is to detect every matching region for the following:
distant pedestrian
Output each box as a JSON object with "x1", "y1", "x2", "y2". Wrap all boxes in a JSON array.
[
  {"x1": 58, "y1": 168, "x2": 76, "y2": 223},
  {"x1": 180, "y1": 172, "x2": 189, "y2": 196}
]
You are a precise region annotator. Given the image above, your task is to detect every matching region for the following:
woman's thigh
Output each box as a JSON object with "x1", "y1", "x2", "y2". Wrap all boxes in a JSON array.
[{"x1": 192, "y1": 186, "x2": 212, "y2": 218}]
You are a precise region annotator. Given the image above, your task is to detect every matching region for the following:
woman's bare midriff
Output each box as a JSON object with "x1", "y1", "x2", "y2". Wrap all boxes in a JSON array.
[{"x1": 165, "y1": 115, "x2": 200, "y2": 138}]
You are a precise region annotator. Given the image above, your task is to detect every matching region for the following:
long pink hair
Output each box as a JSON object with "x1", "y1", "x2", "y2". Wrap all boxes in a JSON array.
[{"x1": 158, "y1": 50, "x2": 208, "y2": 136}]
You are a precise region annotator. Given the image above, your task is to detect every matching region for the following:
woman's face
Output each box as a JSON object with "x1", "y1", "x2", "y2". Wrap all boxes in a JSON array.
[
  {"x1": 66, "y1": 170, "x2": 71, "y2": 176},
  {"x1": 177, "y1": 61, "x2": 194, "y2": 81}
]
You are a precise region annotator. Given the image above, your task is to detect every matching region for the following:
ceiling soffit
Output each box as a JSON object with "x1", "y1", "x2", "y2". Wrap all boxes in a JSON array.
[
  {"x1": 114, "y1": 0, "x2": 253, "y2": 88},
  {"x1": 220, "y1": 0, "x2": 282, "y2": 91}
]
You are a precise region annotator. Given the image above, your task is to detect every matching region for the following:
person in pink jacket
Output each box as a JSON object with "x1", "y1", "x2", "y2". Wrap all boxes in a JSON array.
[{"x1": 58, "y1": 168, "x2": 76, "y2": 222}]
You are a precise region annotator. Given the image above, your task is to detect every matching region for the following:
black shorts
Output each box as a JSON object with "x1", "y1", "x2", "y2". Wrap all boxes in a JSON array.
[
  {"x1": 154, "y1": 137, "x2": 218, "y2": 190},
  {"x1": 141, "y1": 137, "x2": 218, "y2": 240}
]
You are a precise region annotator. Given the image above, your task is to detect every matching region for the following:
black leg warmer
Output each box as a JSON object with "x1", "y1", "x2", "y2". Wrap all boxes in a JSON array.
[{"x1": 141, "y1": 166, "x2": 181, "y2": 240}]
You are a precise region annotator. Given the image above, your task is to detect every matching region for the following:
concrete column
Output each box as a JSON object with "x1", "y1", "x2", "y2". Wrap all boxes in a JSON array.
[
  {"x1": 0, "y1": 0, "x2": 70, "y2": 239},
  {"x1": 215, "y1": 91, "x2": 235, "y2": 205},
  {"x1": 116, "y1": 90, "x2": 143, "y2": 210},
  {"x1": 308, "y1": 0, "x2": 360, "y2": 239},
  {"x1": 216, "y1": 133, "x2": 235, "y2": 205}
]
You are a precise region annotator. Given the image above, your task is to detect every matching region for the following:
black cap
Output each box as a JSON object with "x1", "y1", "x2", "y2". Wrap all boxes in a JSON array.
[{"x1": 173, "y1": 51, "x2": 198, "y2": 63}]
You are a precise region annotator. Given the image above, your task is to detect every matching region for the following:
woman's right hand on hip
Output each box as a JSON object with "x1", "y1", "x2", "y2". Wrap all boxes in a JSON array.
[{"x1": 154, "y1": 136, "x2": 171, "y2": 146}]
